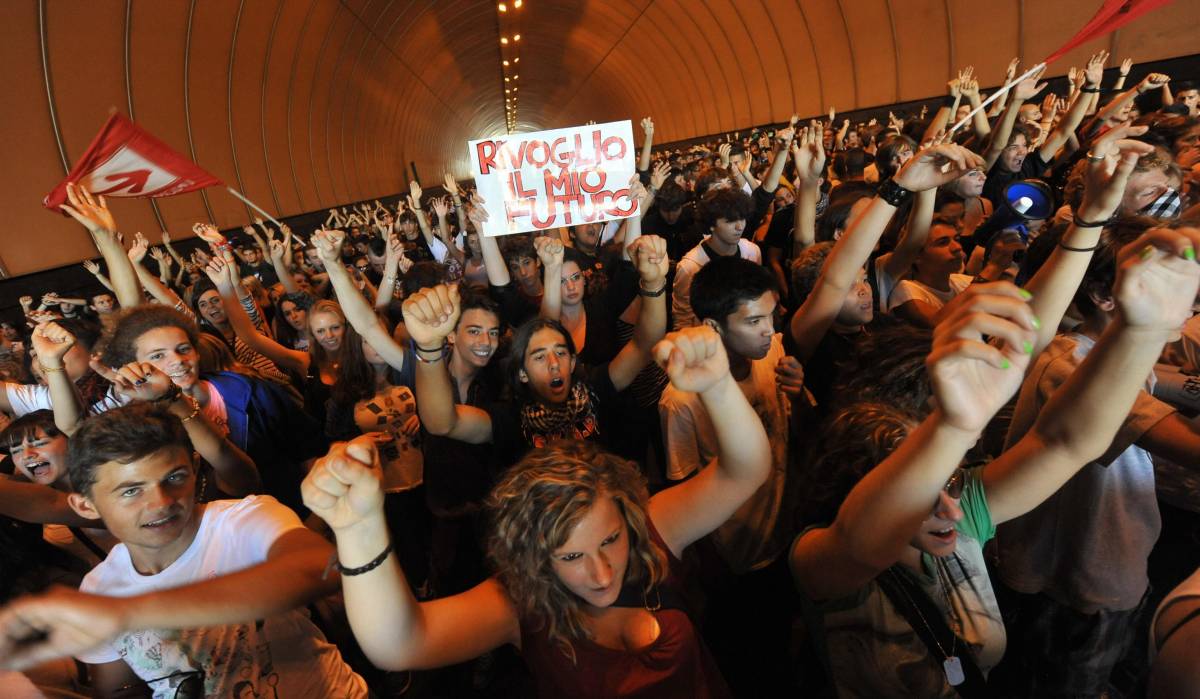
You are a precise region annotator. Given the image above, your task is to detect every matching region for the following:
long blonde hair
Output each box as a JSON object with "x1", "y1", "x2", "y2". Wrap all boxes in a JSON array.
[{"x1": 486, "y1": 440, "x2": 668, "y2": 662}]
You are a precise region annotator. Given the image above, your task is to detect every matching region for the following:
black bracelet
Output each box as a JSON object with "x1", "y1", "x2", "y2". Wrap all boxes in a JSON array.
[
  {"x1": 1058, "y1": 240, "x2": 1101, "y2": 252},
  {"x1": 1072, "y1": 213, "x2": 1111, "y2": 228},
  {"x1": 638, "y1": 281, "x2": 668, "y2": 297},
  {"x1": 1080, "y1": 86, "x2": 1101, "y2": 94},
  {"x1": 336, "y1": 543, "x2": 393, "y2": 576},
  {"x1": 877, "y1": 178, "x2": 914, "y2": 208},
  {"x1": 413, "y1": 340, "x2": 447, "y2": 354}
]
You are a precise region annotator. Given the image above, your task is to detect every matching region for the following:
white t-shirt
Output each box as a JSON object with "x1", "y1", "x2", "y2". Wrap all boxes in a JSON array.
[
  {"x1": 4, "y1": 383, "x2": 127, "y2": 418},
  {"x1": 77, "y1": 496, "x2": 367, "y2": 699},
  {"x1": 671, "y1": 238, "x2": 763, "y2": 330},
  {"x1": 887, "y1": 273, "x2": 973, "y2": 313},
  {"x1": 659, "y1": 334, "x2": 789, "y2": 572}
]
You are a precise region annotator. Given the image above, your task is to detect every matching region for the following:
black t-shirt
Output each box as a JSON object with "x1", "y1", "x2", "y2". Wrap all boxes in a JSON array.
[
  {"x1": 763, "y1": 204, "x2": 796, "y2": 270},
  {"x1": 489, "y1": 281, "x2": 541, "y2": 329},
  {"x1": 486, "y1": 363, "x2": 619, "y2": 468},
  {"x1": 422, "y1": 362, "x2": 507, "y2": 516},
  {"x1": 240, "y1": 260, "x2": 279, "y2": 286},
  {"x1": 643, "y1": 203, "x2": 700, "y2": 261},
  {"x1": 577, "y1": 258, "x2": 639, "y2": 367}
]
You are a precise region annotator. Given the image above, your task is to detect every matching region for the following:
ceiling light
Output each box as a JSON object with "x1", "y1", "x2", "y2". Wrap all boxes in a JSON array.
[
  {"x1": 514, "y1": 57, "x2": 520, "y2": 63},
  {"x1": 501, "y1": 37, "x2": 508, "y2": 45},
  {"x1": 505, "y1": 89, "x2": 510, "y2": 94},
  {"x1": 504, "y1": 77, "x2": 510, "y2": 82},
  {"x1": 498, "y1": 2, "x2": 507, "y2": 11},
  {"x1": 513, "y1": 34, "x2": 521, "y2": 41},
  {"x1": 513, "y1": 75, "x2": 518, "y2": 80},
  {"x1": 514, "y1": 0, "x2": 522, "y2": 7},
  {"x1": 503, "y1": 60, "x2": 509, "y2": 66}
]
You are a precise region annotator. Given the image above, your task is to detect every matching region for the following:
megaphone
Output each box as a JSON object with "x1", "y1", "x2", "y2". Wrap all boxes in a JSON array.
[{"x1": 967, "y1": 179, "x2": 1055, "y2": 257}]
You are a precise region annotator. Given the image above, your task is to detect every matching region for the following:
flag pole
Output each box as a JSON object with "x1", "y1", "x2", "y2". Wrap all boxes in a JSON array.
[
  {"x1": 949, "y1": 62, "x2": 1046, "y2": 135},
  {"x1": 225, "y1": 187, "x2": 306, "y2": 245}
]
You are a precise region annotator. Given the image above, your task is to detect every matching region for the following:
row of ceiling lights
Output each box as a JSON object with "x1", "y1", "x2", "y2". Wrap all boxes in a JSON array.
[{"x1": 498, "y1": 2, "x2": 523, "y2": 132}]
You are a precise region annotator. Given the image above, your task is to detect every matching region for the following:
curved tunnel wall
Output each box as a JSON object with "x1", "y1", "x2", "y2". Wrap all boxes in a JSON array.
[{"x1": 1, "y1": 0, "x2": 1198, "y2": 276}]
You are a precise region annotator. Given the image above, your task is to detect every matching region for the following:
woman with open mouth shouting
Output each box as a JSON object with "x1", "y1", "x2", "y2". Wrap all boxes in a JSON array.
[{"x1": 403, "y1": 230, "x2": 668, "y2": 464}]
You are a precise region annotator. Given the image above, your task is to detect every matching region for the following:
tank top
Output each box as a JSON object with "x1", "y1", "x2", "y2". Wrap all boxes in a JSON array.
[
  {"x1": 518, "y1": 522, "x2": 731, "y2": 698},
  {"x1": 1150, "y1": 566, "x2": 1200, "y2": 664}
]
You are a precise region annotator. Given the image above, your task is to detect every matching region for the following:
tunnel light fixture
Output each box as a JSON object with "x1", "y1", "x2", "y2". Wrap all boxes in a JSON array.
[
  {"x1": 501, "y1": 36, "x2": 508, "y2": 45},
  {"x1": 514, "y1": 0, "x2": 523, "y2": 7},
  {"x1": 513, "y1": 34, "x2": 521, "y2": 41},
  {"x1": 514, "y1": 57, "x2": 520, "y2": 63},
  {"x1": 503, "y1": 60, "x2": 509, "y2": 66},
  {"x1": 499, "y1": 3, "x2": 507, "y2": 11}
]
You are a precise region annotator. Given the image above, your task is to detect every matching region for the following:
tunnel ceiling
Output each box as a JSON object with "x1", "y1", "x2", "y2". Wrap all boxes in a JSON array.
[{"x1": 1, "y1": 0, "x2": 1198, "y2": 276}]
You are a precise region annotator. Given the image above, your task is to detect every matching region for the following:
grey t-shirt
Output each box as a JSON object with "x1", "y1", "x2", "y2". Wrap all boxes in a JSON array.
[{"x1": 996, "y1": 332, "x2": 1175, "y2": 613}]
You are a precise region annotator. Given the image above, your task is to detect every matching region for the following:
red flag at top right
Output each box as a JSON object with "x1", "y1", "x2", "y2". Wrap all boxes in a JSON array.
[{"x1": 1044, "y1": 0, "x2": 1173, "y2": 64}]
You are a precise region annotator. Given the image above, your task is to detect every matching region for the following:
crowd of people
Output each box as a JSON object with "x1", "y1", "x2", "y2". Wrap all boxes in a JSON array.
[{"x1": 0, "y1": 51, "x2": 1198, "y2": 698}]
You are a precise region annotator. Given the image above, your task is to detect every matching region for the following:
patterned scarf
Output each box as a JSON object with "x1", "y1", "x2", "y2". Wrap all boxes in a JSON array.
[{"x1": 520, "y1": 380, "x2": 599, "y2": 448}]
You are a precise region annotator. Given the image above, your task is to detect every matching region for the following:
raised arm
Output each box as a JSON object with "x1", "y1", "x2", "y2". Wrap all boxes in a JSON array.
[
  {"x1": 269, "y1": 228, "x2": 301, "y2": 295},
  {"x1": 375, "y1": 233, "x2": 410, "y2": 312},
  {"x1": 403, "y1": 285, "x2": 495, "y2": 444},
  {"x1": 60, "y1": 184, "x2": 141, "y2": 308},
  {"x1": 761, "y1": 122, "x2": 797, "y2": 194},
  {"x1": 1022, "y1": 126, "x2": 1153, "y2": 354},
  {"x1": 639, "y1": 117, "x2": 655, "y2": 172},
  {"x1": 1039, "y1": 52, "x2": 1106, "y2": 162},
  {"x1": 535, "y1": 237, "x2": 565, "y2": 320},
  {"x1": 791, "y1": 122, "x2": 825, "y2": 257},
  {"x1": 30, "y1": 322, "x2": 84, "y2": 435},
  {"x1": 298, "y1": 437, "x2": 518, "y2": 671},
  {"x1": 81, "y1": 259, "x2": 114, "y2": 293},
  {"x1": 984, "y1": 227, "x2": 1200, "y2": 525},
  {"x1": 984, "y1": 66, "x2": 1047, "y2": 170},
  {"x1": 313, "y1": 230, "x2": 407, "y2": 375},
  {"x1": 160, "y1": 230, "x2": 185, "y2": 269},
  {"x1": 469, "y1": 198, "x2": 512, "y2": 287},
  {"x1": 607, "y1": 236, "x2": 669, "y2": 392},
  {"x1": 646, "y1": 326, "x2": 772, "y2": 557},
  {"x1": 881, "y1": 187, "x2": 936, "y2": 282},
  {"x1": 205, "y1": 253, "x2": 309, "y2": 375},
  {"x1": 791, "y1": 285, "x2": 1038, "y2": 600},
  {"x1": 789, "y1": 143, "x2": 984, "y2": 361},
  {"x1": 957, "y1": 73, "x2": 991, "y2": 139},
  {"x1": 128, "y1": 233, "x2": 186, "y2": 309}
]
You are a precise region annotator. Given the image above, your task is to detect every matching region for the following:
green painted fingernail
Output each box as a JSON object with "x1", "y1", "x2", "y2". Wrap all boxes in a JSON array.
[
  {"x1": 1141, "y1": 245, "x2": 1155, "y2": 260},
  {"x1": 1018, "y1": 289, "x2": 1033, "y2": 301},
  {"x1": 1186, "y1": 247, "x2": 1196, "y2": 261},
  {"x1": 1023, "y1": 340, "x2": 1034, "y2": 354},
  {"x1": 1001, "y1": 358, "x2": 1011, "y2": 370}
]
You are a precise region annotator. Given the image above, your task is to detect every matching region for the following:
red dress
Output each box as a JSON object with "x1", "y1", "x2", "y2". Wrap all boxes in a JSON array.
[{"x1": 518, "y1": 523, "x2": 732, "y2": 698}]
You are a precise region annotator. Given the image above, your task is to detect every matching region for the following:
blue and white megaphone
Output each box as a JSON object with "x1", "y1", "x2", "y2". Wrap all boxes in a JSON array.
[{"x1": 970, "y1": 179, "x2": 1055, "y2": 255}]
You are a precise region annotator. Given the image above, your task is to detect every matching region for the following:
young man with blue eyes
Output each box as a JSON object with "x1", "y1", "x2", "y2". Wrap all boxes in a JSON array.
[
  {"x1": 0, "y1": 403, "x2": 367, "y2": 698},
  {"x1": 657, "y1": 255, "x2": 802, "y2": 695}
]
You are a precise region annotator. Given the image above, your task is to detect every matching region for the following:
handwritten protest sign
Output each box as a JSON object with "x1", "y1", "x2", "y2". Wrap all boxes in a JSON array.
[{"x1": 468, "y1": 120, "x2": 640, "y2": 237}]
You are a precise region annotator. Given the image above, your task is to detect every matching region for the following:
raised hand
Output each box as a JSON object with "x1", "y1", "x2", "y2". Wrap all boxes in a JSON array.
[
  {"x1": 792, "y1": 121, "x2": 826, "y2": 186},
  {"x1": 1139, "y1": 73, "x2": 1170, "y2": 93},
  {"x1": 203, "y1": 254, "x2": 234, "y2": 291},
  {"x1": 192, "y1": 223, "x2": 227, "y2": 248},
  {"x1": 1014, "y1": 65, "x2": 1048, "y2": 101},
  {"x1": 718, "y1": 143, "x2": 732, "y2": 169},
  {"x1": 630, "y1": 235, "x2": 669, "y2": 286},
  {"x1": 31, "y1": 322, "x2": 75, "y2": 366},
  {"x1": 533, "y1": 236, "x2": 564, "y2": 270},
  {"x1": 0, "y1": 586, "x2": 127, "y2": 672},
  {"x1": 641, "y1": 117, "x2": 654, "y2": 137},
  {"x1": 1113, "y1": 228, "x2": 1200, "y2": 334},
  {"x1": 443, "y1": 172, "x2": 459, "y2": 199},
  {"x1": 313, "y1": 229, "x2": 345, "y2": 264},
  {"x1": 893, "y1": 143, "x2": 985, "y2": 192},
  {"x1": 927, "y1": 283, "x2": 1039, "y2": 432},
  {"x1": 409, "y1": 180, "x2": 423, "y2": 205},
  {"x1": 161, "y1": 230, "x2": 172, "y2": 246},
  {"x1": 90, "y1": 360, "x2": 176, "y2": 403},
  {"x1": 81, "y1": 260, "x2": 102, "y2": 276},
  {"x1": 653, "y1": 325, "x2": 730, "y2": 395},
  {"x1": 947, "y1": 77, "x2": 962, "y2": 98},
  {"x1": 402, "y1": 284, "x2": 461, "y2": 348},
  {"x1": 1006, "y1": 57, "x2": 1020, "y2": 81},
  {"x1": 127, "y1": 232, "x2": 149, "y2": 264},
  {"x1": 301, "y1": 436, "x2": 386, "y2": 533},
  {"x1": 60, "y1": 183, "x2": 117, "y2": 237},
  {"x1": 432, "y1": 197, "x2": 450, "y2": 219},
  {"x1": 1078, "y1": 124, "x2": 1154, "y2": 220},
  {"x1": 1084, "y1": 50, "x2": 1109, "y2": 86},
  {"x1": 828, "y1": 106, "x2": 836, "y2": 124},
  {"x1": 1120, "y1": 58, "x2": 1132, "y2": 76},
  {"x1": 650, "y1": 161, "x2": 671, "y2": 191},
  {"x1": 40, "y1": 292, "x2": 61, "y2": 307}
]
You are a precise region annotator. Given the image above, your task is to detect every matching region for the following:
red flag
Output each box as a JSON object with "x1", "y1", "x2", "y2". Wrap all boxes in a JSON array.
[
  {"x1": 43, "y1": 113, "x2": 222, "y2": 211},
  {"x1": 1045, "y1": 0, "x2": 1173, "y2": 63}
]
